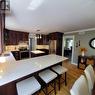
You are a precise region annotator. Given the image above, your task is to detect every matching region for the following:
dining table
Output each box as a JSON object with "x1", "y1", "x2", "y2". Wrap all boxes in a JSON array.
[{"x1": 0, "y1": 54, "x2": 68, "y2": 95}]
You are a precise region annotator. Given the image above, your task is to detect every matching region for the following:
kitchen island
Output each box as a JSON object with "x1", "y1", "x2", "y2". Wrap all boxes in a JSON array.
[
  {"x1": 11, "y1": 50, "x2": 47, "y2": 60},
  {"x1": 0, "y1": 54, "x2": 68, "y2": 95}
]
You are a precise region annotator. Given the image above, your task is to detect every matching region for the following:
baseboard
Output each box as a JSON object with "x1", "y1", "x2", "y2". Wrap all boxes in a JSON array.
[{"x1": 71, "y1": 63, "x2": 77, "y2": 65}]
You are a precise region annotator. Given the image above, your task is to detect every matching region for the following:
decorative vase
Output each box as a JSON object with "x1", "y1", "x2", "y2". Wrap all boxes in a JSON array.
[{"x1": 81, "y1": 51, "x2": 85, "y2": 56}]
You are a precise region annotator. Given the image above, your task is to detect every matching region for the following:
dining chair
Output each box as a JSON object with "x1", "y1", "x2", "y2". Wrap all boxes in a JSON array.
[
  {"x1": 70, "y1": 75, "x2": 90, "y2": 95},
  {"x1": 84, "y1": 65, "x2": 95, "y2": 94}
]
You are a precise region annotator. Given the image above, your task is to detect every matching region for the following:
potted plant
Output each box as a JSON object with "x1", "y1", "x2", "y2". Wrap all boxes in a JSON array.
[{"x1": 80, "y1": 47, "x2": 87, "y2": 56}]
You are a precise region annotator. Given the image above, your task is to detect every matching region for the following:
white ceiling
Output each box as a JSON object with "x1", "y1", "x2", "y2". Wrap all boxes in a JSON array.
[{"x1": 5, "y1": 0, "x2": 95, "y2": 34}]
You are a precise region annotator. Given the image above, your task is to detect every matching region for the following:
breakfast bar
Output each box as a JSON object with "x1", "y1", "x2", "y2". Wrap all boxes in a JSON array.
[{"x1": 0, "y1": 54, "x2": 68, "y2": 95}]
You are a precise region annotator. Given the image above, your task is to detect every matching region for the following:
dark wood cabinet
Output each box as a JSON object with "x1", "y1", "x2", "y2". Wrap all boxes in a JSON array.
[
  {"x1": 4, "y1": 29, "x2": 29, "y2": 45},
  {"x1": 0, "y1": 0, "x2": 5, "y2": 54},
  {"x1": 20, "y1": 50, "x2": 29, "y2": 59},
  {"x1": 37, "y1": 34, "x2": 49, "y2": 45},
  {"x1": 9, "y1": 31, "x2": 17, "y2": 45},
  {"x1": 11, "y1": 51, "x2": 20, "y2": 60},
  {"x1": 78, "y1": 55, "x2": 95, "y2": 69},
  {"x1": 11, "y1": 50, "x2": 29, "y2": 60},
  {"x1": 49, "y1": 32, "x2": 63, "y2": 55},
  {"x1": 49, "y1": 32, "x2": 63, "y2": 40},
  {"x1": 23, "y1": 33, "x2": 29, "y2": 41}
]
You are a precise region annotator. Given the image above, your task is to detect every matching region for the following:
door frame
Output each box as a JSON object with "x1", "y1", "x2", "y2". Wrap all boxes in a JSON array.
[{"x1": 62, "y1": 35, "x2": 75, "y2": 64}]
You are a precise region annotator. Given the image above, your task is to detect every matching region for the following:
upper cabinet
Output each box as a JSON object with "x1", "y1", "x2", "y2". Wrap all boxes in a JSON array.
[
  {"x1": 37, "y1": 34, "x2": 49, "y2": 45},
  {"x1": 49, "y1": 32, "x2": 63, "y2": 55},
  {"x1": 49, "y1": 32, "x2": 63, "y2": 40},
  {"x1": 4, "y1": 29, "x2": 29, "y2": 45}
]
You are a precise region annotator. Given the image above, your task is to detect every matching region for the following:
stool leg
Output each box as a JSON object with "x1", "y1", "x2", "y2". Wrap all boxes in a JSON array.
[
  {"x1": 65, "y1": 72, "x2": 67, "y2": 86},
  {"x1": 45, "y1": 86, "x2": 48, "y2": 95},
  {"x1": 54, "y1": 80, "x2": 56, "y2": 95},
  {"x1": 58, "y1": 76, "x2": 61, "y2": 90}
]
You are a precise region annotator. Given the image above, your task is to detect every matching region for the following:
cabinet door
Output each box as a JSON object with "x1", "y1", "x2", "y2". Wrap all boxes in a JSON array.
[
  {"x1": 23, "y1": 33, "x2": 29, "y2": 41},
  {"x1": 49, "y1": 32, "x2": 63, "y2": 55},
  {"x1": 4, "y1": 30, "x2": 29, "y2": 45},
  {"x1": 43, "y1": 35, "x2": 49, "y2": 45},
  {"x1": 0, "y1": 14, "x2": 2, "y2": 53},
  {"x1": 37, "y1": 34, "x2": 49, "y2": 45},
  {"x1": 9, "y1": 31, "x2": 17, "y2": 45},
  {"x1": 37, "y1": 34, "x2": 43, "y2": 45},
  {"x1": 56, "y1": 37, "x2": 62, "y2": 55},
  {"x1": 4, "y1": 30, "x2": 9, "y2": 45},
  {"x1": 17, "y1": 32, "x2": 23, "y2": 43}
]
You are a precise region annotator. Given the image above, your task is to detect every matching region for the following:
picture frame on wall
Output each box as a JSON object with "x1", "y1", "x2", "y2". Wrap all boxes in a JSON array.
[
  {"x1": 6, "y1": 0, "x2": 10, "y2": 10},
  {"x1": 1, "y1": 0, "x2": 10, "y2": 11}
]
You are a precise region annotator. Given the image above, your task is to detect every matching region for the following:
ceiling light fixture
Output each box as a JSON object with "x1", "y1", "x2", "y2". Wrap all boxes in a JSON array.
[
  {"x1": 28, "y1": 0, "x2": 44, "y2": 10},
  {"x1": 40, "y1": 34, "x2": 42, "y2": 39}
]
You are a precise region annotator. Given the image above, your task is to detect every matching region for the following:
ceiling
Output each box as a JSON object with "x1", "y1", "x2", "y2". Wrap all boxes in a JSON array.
[{"x1": 5, "y1": 0, "x2": 95, "y2": 34}]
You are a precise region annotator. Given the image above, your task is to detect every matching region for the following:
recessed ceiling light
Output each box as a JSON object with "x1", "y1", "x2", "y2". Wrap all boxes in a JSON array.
[{"x1": 28, "y1": 0, "x2": 44, "y2": 10}]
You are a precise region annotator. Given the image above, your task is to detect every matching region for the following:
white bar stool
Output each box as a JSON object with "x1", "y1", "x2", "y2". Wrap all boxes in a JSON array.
[
  {"x1": 39, "y1": 69, "x2": 57, "y2": 95},
  {"x1": 51, "y1": 65, "x2": 68, "y2": 90},
  {"x1": 16, "y1": 76, "x2": 41, "y2": 95}
]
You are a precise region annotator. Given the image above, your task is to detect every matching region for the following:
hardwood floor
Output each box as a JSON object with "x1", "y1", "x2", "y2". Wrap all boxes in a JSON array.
[
  {"x1": 40, "y1": 60, "x2": 84, "y2": 95},
  {"x1": 59, "y1": 61, "x2": 84, "y2": 95}
]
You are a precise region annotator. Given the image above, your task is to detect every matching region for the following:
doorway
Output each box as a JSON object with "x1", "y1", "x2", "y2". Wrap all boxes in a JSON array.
[{"x1": 62, "y1": 35, "x2": 74, "y2": 64}]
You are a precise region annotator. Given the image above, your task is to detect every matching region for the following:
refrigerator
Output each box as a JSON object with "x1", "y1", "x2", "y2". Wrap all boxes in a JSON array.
[{"x1": 49, "y1": 40, "x2": 57, "y2": 54}]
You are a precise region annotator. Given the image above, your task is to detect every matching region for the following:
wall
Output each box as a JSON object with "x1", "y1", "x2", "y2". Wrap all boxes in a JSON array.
[{"x1": 64, "y1": 31, "x2": 95, "y2": 64}]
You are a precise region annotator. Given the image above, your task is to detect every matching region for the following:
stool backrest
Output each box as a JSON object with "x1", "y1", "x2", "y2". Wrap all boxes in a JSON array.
[{"x1": 70, "y1": 75, "x2": 90, "y2": 95}]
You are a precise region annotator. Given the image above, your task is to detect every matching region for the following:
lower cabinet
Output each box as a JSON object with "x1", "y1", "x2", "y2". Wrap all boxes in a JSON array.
[
  {"x1": 12, "y1": 51, "x2": 29, "y2": 60},
  {"x1": 20, "y1": 51, "x2": 29, "y2": 59},
  {"x1": 11, "y1": 51, "x2": 20, "y2": 60},
  {"x1": 12, "y1": 50, "x2": 49, "y2": 60}
]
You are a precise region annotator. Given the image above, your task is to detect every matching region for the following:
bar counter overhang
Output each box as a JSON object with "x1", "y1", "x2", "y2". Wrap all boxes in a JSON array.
[{"x1": 0, "y1": 54, "x2": 68, "y2": 95}]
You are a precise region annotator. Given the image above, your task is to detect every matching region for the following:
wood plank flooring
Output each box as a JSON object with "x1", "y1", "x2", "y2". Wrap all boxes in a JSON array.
[{"x1": 40, "y1": 60, "x2": 84, "y2": 95}]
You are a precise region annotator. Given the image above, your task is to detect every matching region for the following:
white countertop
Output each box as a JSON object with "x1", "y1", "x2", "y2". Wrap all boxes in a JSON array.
[
  {"x1": 0, "y1": 54, "x2": 68, "y2": 86},
  {"x1": 31, "y1": 50, "x2": 45, "y2": 54}
]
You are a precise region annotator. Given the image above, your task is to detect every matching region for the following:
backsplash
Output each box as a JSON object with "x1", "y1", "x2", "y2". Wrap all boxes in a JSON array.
[
  {"x1": 5, "y1": 45, "x2": 28, "y2": 51},
  {"x1": 5, "y1": 45, "x2": 49, "y2": 51},
  {"x1": 36, "y1": 45, "x2": 49, "y2": 49}
]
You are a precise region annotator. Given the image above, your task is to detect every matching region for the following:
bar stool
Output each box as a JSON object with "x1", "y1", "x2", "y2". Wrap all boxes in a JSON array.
[
  {"x1": 51, "y1": 65, "x2": 68, "y2": 90},
  {"x1": 38, "y1": 69, "x2": 57, "y2": 95},
  {"x1": 16, "y1": 76, "x2": 41, "y2": 95}
]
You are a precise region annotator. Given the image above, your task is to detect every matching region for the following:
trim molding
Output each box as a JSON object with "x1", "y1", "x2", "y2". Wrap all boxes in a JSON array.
[
  {"x1": 64, "y1": 28, "x2": 95, "y2": 34},
  {"x1": 71, "y1": 63, "x2": 77, "y2": 65}
]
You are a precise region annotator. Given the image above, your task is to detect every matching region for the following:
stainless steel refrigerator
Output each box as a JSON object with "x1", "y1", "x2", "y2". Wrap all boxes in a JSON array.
[{"x1": 49, "y1": 40, "x2": 57, "y2": 54}]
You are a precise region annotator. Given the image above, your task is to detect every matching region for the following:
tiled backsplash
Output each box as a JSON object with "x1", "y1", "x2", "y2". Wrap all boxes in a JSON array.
[
  {"x1": 36, "y1": 45, "x2": 49, "y2": 49},
  {"x1": 5, "y1": 45, "x2": 49, "y2": 52},
  {"x1": 5, "y1": 45, "x2": 28, "y2": 51}
]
